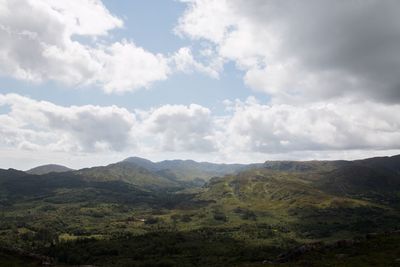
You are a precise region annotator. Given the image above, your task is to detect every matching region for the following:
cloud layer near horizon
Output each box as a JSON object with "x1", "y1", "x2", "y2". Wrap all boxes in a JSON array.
[{"x1": 1, "y1": 94, "x2": 399, "y2": 162}]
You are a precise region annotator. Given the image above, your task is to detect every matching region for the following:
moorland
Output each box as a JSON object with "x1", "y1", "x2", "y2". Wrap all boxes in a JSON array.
[{"x1": 1, "y1": 155, "x2": 400, "y2": 266}]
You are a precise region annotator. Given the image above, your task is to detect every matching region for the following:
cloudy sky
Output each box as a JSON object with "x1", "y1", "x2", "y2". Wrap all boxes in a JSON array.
[{"x1": 1, "y1": 0, "x2": 400, "y2": 170}]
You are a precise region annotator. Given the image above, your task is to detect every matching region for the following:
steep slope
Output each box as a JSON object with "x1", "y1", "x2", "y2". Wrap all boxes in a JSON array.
[
  {"x1": 317, "y1": 165, "x2": 400, "y2": 205},
  {"x1": 355, "y1": 154, "x2": 400, "y2": 173},
  {"x1": 27, "y1": 164, "x2": 73, "y2": 175}
]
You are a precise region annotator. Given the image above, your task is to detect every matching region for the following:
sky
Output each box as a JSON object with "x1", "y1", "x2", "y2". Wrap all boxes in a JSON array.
[{"x1": 1, "y1": 0, "x2": 400, "y2": 170}]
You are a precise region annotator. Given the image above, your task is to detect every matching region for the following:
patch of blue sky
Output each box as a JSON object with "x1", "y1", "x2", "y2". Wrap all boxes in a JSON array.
[
  {"x1": 101, "y1": 0, "x2": 188, "y2": 54},
  {"x1": 0, "y1": 62, "x2": 269, "y2": 115},
  {"x1": 0, "y1": 104, "x2": 10, "y2": 115}
]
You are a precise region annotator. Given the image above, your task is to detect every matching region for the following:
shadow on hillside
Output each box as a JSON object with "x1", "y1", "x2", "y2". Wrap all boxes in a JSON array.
[{"x1": 287, "y1": 204, "x2": 400, "y2": 239}]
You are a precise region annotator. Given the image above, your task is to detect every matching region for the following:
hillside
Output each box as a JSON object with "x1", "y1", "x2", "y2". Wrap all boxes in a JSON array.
[
  {"x1": 3, "y1": 232, "x2": 400, "y2": 267},
  {"x1": 0, "y1": 168, "x2": 160, "y2": 206},
  {"x1": 75, "y1": 161, "x2": 183, "y2": 190},
  {"x1": 0, "y1": 155, "x2": 400, "y2": 266}
]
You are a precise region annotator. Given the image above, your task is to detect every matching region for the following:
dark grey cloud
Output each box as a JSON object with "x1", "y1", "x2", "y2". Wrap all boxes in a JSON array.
[
  {"x1": 179, "y1": 0, "x2": 400, "y2": 103},
  {"x1": 250, "y1": 0, "x2": 400, "y2": 102}
]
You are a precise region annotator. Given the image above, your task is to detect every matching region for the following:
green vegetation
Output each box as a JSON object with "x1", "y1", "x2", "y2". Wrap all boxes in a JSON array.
[
  {"x1": 0, "y1": 155, "x2": 399, "y2": 266},
  {"x1": 261, "y1": 233, "x2": 400, "y2": 267},
  {"x1": 0, "y1": 252, "x2": 41, "y2": 267}
]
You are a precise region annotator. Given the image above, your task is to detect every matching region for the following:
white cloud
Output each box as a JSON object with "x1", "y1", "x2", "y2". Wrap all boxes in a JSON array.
[
  {"x1": 170, "y1": 0, "x2": 400, "y2": 162},
  {"x1": 1, "y1": 94, "x2": 399, "y2": 166},
  {"x1": 96, "y1": 41, "x2": 170, "y2": 93},
  {"x1": 0, "y1": 0, "x2": 110, "y2": 84},
  {"x1": 171, "y1": 47, "x2": 222, "y2": 78},
  {"x1": 40, "y1": 0, "x2": 123, "y2": 36},
  {"x1": 0, "y1": 94, "x2": 137, "y2": 152},
  {"x1": 0, "y1": 0, "x2": 171, "y2": 92},
  {"x1": 141, "y1": 104, "x2": 216, "y2": 152},
  {"x1": 221, "y1": 97, "x2": 400, "y2": 154},
  {"x1": 175, "y1": 0, "x2": 235, "y2": 43},
  {"x1": 0, "y1": 94, "x2": 217, "y2": 154}
]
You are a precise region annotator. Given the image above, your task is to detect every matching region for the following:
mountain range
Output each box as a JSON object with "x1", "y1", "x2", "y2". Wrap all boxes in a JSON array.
[{"x1": 1, "y1": 154, "x2": 400, "y2": 266}]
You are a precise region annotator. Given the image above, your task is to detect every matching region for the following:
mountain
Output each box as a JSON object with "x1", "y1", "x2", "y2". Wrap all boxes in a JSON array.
[
  {"x1": 1, "y1": 154, "x2": 400, "y2": 266},
  {"x1": 256, "y1": 156, "x2": 400, "y2": 203},
  {"x1": 316, "y1": 155, "x2": 400, "y2": 203},
  {"x1": 0, "y1": 168, "x2": 27, "y2": 179},
  {"x1": 123, "y1": 156, "x2": 249, "y2": 182},
  {"x1": 27, "y1": 164, "x2": 73, "y2": 175},
  {"x1": 355, "y1": 154, "x2": 400, "y2": 173},
  {"x1": 122, "y1": 156, "x2": 159, "y2": 171},
  {"x1": 75, "y1": 161, "x2": 183, "y2": 190},
  {"x1": 0, "y1": 168, "x2": 158, "y2": 206}
]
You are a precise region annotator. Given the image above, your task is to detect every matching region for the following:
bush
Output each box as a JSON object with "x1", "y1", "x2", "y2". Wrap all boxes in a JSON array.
[
  {"x1": 145, "y1": 216, "x2": 159, "y2": 225},
  {"x1": 213, "y1": 211, "x2": 227, "y2": 222},
  {"x1": 181, "y1": 214, "x2": 192, "y2": 222}
]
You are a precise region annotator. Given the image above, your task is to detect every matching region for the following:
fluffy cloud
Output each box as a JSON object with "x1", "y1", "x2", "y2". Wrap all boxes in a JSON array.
[
  {"x1": 141, "y1": 104, "x2": 216, "y2": 152},
  {"x1": 221, "y1": 98, "x2": 400, "y2": 154},
  {"x1": 1, "y1": 94, "x2": 399, "y2": 160},
  {"x1": 97, "y1": 41, "x2": 170, "y2": 93},
  {"x1": 0, "y1": 0, "x2": 170, "y2": 92},
  {"x1": 0, "y1": 94, "x2": 137, "y2": 152},
  {"x1": 171, "y1": 0, "x2": 400, "y2": 161},
  {"x1": 177, "y1": 0, "x2": 400, "y2": 103},
  {"x1": 171, "y1": 47, "x2": 222, "y2": 78},
  {"x1": 0, "y1": 94, "x2": 217, "y2": 154}
]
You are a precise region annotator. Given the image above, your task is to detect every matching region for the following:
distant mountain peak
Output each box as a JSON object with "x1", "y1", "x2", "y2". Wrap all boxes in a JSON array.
[
  {"x1": 123, "y1": 156, "x2": 154, "y2": 163},
  {"x1": 27, "y1": 164, "x2": 73, "y2": 175}
]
